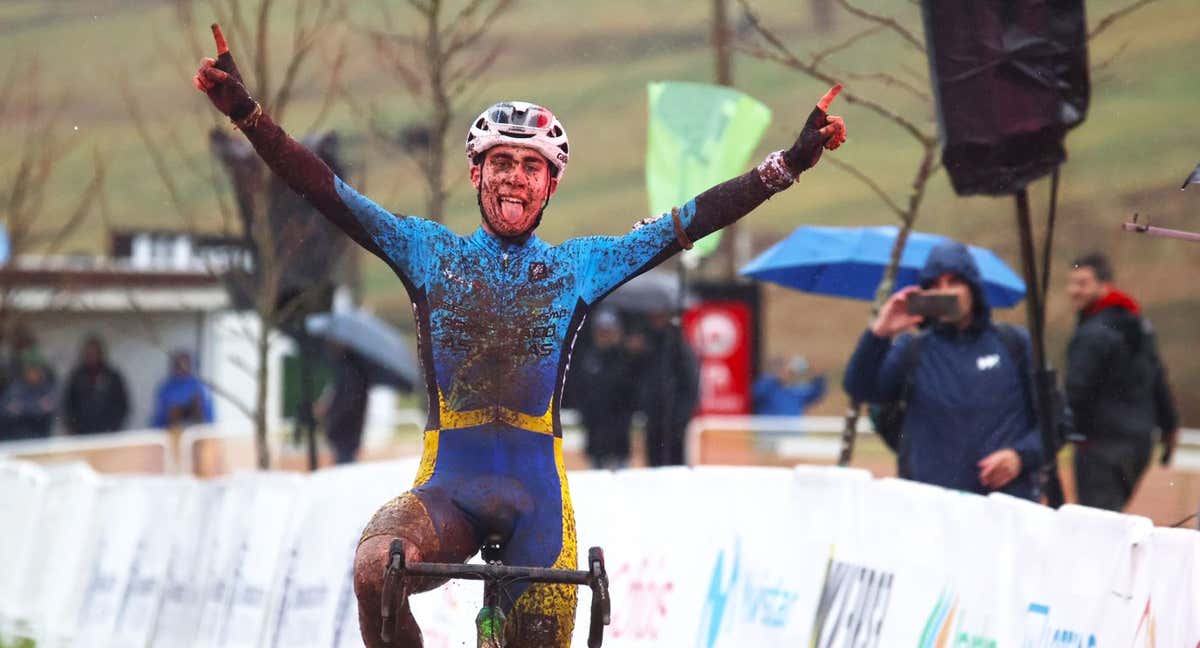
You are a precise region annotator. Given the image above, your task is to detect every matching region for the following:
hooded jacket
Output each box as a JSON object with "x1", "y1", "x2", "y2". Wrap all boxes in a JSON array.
[
  {"x1": 1066, "y1": 289, "x2": 1177, "y2": 445},
  {"x1": 843, "y1": 241, "x2": 1043, "y2": 499}
]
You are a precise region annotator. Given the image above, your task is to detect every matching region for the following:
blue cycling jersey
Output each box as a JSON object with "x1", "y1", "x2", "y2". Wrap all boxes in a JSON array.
[{"x1": 335, "y1": 176, "x2": 693, "y2": 440}]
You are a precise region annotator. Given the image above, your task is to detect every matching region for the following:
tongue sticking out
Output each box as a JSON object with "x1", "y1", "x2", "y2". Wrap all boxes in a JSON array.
[{"x1": 500, "y1": 200, "x2": 525, "y2": 225}]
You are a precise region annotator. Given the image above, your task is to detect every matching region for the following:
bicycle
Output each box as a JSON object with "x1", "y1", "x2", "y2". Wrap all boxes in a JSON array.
[{"x1": 380, "y1": 534, "x2": 611, "y2": 648}]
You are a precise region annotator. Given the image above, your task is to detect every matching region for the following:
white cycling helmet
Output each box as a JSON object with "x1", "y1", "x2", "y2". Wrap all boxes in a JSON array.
[{"x1": 466, "y1": 101, "x2": 570, "y2": 180}]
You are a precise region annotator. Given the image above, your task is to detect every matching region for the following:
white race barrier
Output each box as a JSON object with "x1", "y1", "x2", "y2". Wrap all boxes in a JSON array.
[
  {"x1": 1, "y1": 460, "x2": 1198, "y2": 647},
  {"x1": 686, "y1": 415, "x2": 1200, "y2": 467}
]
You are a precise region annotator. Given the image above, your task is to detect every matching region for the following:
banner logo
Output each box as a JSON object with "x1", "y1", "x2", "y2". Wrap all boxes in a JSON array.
[
  {"x1": 919, "y1": 589, "x2": 996, "y2": 648},
  {"x1": 809, "y1": 554, "x2": 893, "y2": 648},
  {"x1": 696, "y1": 538, "x2": 802, "y2": 647},
  {"x1": 1021, "y1": 603, "x2": 1096, "y2": 648}
]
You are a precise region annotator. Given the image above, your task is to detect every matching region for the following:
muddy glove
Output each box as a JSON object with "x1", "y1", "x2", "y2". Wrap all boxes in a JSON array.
[
  {"x1": 758, "y1": 84, "x2": 848, "y2": 191},
  {"x1": 192, "y1": 24, "x2": 261, "y2": 126}
]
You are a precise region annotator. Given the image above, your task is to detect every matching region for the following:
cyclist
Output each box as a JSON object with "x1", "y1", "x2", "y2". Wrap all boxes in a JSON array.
[{"x1": 194, "y1": 32, "x2": 845, "y2": 648}]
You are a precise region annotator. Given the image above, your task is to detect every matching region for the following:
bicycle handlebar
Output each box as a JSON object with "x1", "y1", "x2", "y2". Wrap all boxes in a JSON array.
[
  {"x1": 384, "y1": 539, "x2": 611, "y2": 647},
  {"x1": 402, "y1": 560, "x2": 593, "y2": 585}
]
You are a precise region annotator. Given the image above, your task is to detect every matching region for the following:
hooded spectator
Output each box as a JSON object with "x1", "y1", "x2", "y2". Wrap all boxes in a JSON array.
[
  {"x1": 151, "y1": 351, "x2": 214, "y2": 428},
  {"x1": 843, "y1": 241, "x2": 1043, "y2": 499}
]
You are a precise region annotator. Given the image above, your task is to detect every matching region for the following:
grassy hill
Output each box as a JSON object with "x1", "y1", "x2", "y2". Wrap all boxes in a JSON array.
[{"x1": 4, "y1": 0, "x2": 1199, "y2": 421}]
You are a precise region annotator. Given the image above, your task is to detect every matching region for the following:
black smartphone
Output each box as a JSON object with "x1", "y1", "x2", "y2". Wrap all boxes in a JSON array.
[{"x1": 906, "y1": 291, "x2": 960, "y2": 319}]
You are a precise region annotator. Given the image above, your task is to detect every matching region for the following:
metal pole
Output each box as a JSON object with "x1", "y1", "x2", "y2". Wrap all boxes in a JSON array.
[
  {"x1": 1015, "y1": 189, "x2": 1064, "y2": 508},
  {"x1": 1040, "y1": 167, "x2": 1060, "y2": 299},
  {"x1": 837, "y1": 403, "x2": 859, "y2": 467}
]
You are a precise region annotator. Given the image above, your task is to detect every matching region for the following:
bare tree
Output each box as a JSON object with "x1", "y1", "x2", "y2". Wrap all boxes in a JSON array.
[
  {"x1": 0, "y1": 60, "x2": 104, "y2": 368},
  {"x1": 352, "y1": 0, "x2": 514, "y2": 223},
  {"x1": 124, "y1": 0, "x2": 351, "y2": 469},
  {"x1": 737, "y1": 0, "x2": 1160, "y2": 310}
]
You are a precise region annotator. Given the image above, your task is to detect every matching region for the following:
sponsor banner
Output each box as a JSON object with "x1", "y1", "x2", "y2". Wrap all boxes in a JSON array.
[
  {"x1": 0, "y1": 461, "x2": 48, "y2": 637},
  {"x1": 212, "y1": 472, "x2": 305, "y2": 648},
  {"x1": 20, "y1": 462, "x2": 100, "y2": 645},
  {"x1": 847, "y1": 478, "x2": 950, "y2": 643},
  {"x1": 150, "y1": 479, "x2": 228, "y2": 648},
  {"x1": 693, "y1": 467, "x2": 824, "y2": 647},
  {"x1": 683, "y1": 301, "x2": 754, "y2": 416},
  {"x1": 73, "y1": 478, "x2": 160, "y2": 645},
  {"x1": 107, "y1": 477, "x2": 187, "y2": 648},
  {"x1": 1143, "y1": 528, "x2": 1200, "y2": 647},
  {"x1": 6, "y1": 460, "x2": 1200, "y2": 646},
  {"x1": 987, "y1": 492, "x2": 1058, "y2": 642},
  {"x1": 1021, "y1": 504, "x2": 1154, "y2": 646},
  {"x1": 606, "y1": 468, "x2": 718, "y2": 646}
]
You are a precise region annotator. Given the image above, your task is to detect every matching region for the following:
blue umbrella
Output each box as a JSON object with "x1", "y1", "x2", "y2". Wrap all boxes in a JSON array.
[{"x1": 740, "y1": 225, "x2": 1026, "y2": 307}]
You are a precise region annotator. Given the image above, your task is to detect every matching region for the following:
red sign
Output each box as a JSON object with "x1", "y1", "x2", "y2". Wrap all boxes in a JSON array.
[{"x1": 683, "y1": 300, "x2": 752, "y2": 415}]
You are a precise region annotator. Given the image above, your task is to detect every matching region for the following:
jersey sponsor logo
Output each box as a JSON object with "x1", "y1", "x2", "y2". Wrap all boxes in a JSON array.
[
  {"x1": 977, "y1": 354, "x2": 1001, "y2": 371},
  {"x1": 528, "y1": 261, "x2": 549, "y2": 281}
]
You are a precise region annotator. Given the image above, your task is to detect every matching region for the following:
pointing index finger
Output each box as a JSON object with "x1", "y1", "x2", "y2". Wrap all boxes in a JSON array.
[
  {"x1": 211, "y1": 23, "x2": 229, "y2": 56},
  {"x1": 816, "y1": 83, "x2": 843, "y2": 113}
]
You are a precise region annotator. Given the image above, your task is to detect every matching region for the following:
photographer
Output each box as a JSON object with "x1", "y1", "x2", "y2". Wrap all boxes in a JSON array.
[{"x1": 843, "y1": 241, "x2": 1043, "y2": 500}]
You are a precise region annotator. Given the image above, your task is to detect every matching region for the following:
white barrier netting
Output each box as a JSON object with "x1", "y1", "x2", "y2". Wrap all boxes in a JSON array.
[{"x1": 1, "y1": 458, "x2": 1197, "y2": 647}]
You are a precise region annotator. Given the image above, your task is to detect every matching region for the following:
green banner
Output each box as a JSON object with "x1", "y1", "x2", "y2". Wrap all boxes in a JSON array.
[{"x1": 646, "y1": 81, "x2": 773, "y2": 258}]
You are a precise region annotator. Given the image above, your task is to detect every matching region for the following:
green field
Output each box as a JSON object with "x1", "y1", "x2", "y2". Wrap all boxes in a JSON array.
[{"x1": 4, "y1": 0, "x2": 1200, "y2": 420}]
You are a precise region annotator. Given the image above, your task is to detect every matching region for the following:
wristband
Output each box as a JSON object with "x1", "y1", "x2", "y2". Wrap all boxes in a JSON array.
[
  {"x1": 233, "y1": 101, "x2": 263, "y2": 131},
  {"x1": 757, "y1": 149, "x2": 797, "y2": 193},
  {"x1": 670, "y1": 206, "x2": 693, "y2": 250}
]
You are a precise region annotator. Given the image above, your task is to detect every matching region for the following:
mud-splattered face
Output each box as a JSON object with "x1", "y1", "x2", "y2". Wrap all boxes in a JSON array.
[{"x1": 472, "y1": 144, "x2": 558, "y2": 239}]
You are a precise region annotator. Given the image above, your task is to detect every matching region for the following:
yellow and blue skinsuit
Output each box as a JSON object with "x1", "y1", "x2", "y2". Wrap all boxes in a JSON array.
[
  {"x1": 338, "y1": 176, "x2": 701, "y2": 642},
  {"x1": 232, "y1": 107, "x2": 792, "y2": 646}
]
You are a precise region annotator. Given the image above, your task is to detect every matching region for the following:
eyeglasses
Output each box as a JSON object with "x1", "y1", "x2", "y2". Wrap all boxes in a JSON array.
[{"x1": 488, "y1": 103, "x2": 551, "y2": 130}]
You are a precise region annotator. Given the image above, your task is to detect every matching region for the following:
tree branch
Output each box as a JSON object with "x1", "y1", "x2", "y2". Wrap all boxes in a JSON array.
[
  {"x1": 736, "y1": 0, "x2": 936, "y2": 147},
  {"x1": 836, "y1": 0, "x2": 924, "y2": 51},
  {"x1": 825, "y1": 157, "x2": 905, "y2": 219},
  {"x1": 1089, "y1": 0, "x2": 1157, "y2": 40}
]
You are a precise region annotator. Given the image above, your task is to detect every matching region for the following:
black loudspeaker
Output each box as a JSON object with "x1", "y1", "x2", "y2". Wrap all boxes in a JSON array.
[{"x1": 921, "y1": 0, "x2": 1090, "y2": 196}]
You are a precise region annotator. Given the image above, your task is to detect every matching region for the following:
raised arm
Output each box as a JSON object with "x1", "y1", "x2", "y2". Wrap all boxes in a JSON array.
[
  {"x1": 577, "y1": 86, "x2": 847, "y2": 303},
  {"x1": 193, "y1": 25, "x2": 405, "y2": 263}
]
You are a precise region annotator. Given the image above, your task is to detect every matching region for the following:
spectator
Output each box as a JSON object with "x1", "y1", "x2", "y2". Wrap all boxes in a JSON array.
[
  {"x1": 0, "y1": 350, "x2": 57, "y2": 440},
  {"x1": 575, "y1": 310, "x2": 636, "y2": 469},
  {"x1": 151, "y1": 351, "x2": 213, "y2": 428},
  {"x1": 1065, "y1": 252, "x2": 1178, "y2": 511},
  {"x1": 752, "y1": 355, "x2": 827, "y2": 416},
  {"x1": 315, "y1": 343, "x2": 371, "y2": 464},
  {"x1": 63, "y1": 335, "x2": 130, "y2": 435},
  {"x1": 843, "y1": 241, "x2": 1042, "y2": 500},
  {"x1": 630, "y1": 309, "x2": 699, "y2": 467},
  {"x1": 2, "y1": 325, "x2": 51, "y2": 394}
]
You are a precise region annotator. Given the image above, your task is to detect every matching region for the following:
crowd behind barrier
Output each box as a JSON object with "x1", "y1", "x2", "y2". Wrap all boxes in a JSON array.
[{"x1": 1, "y1": 457, "x2": 1198, "y2": 647}]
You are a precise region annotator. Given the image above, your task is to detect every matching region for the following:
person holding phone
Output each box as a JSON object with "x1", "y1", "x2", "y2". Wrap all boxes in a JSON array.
[{"x1": 843, "y1": 241, "x2": 1043, "y2": 500}]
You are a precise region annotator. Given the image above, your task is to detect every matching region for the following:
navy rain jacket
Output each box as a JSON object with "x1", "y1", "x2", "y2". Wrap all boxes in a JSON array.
[{"x1": 843, "y1": 242, "x2": 1043, "y2": 500}]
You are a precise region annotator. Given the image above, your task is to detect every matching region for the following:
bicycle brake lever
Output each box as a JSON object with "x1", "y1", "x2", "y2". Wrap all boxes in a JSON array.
[{"x1": 380, "y1": 539, "x2": 408, "y2": 646}]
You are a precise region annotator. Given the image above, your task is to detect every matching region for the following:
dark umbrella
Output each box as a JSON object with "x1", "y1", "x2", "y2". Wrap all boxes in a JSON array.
[
  {"x1": 598, "y1": 270, "x2": 696, "y2": 313},
  {"x1": 305, "y1": 311, "x2": 419, "y2": 390},
  {"x1": 740, "y1": 225, "x2": 1026, "y2": 307},
  {"x1": 1181, "y1": 161, "x2": 1200, "y2": 190}
]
